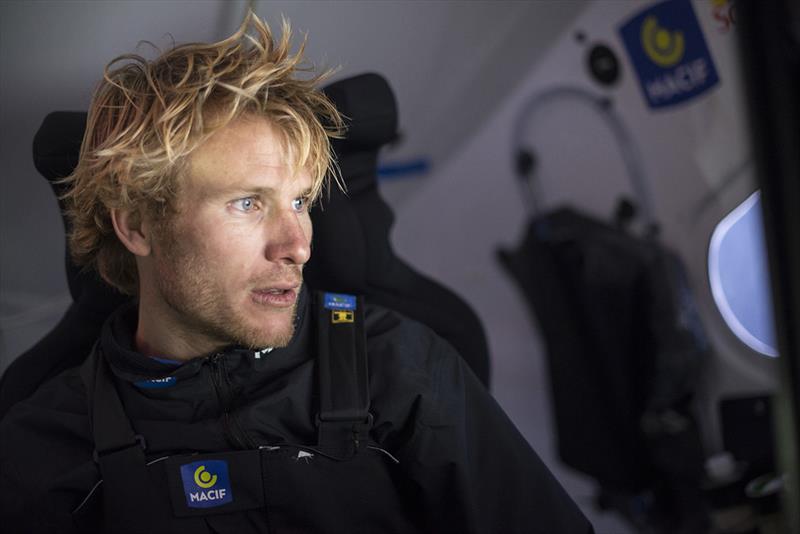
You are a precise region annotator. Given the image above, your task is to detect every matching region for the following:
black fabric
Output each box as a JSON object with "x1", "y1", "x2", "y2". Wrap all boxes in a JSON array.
[
  {"x1": 73, "y1": 291, "x2": 399, "y2": 533},
  {"x1": 0, "y1": 292, "x2": 593, "y2": 533},
  {"x1": 32, "y1": 111, "x2": 86, "y2": 208},
  {"x1": 315, "y1": 294, "x2": 371, "y2": 457},
  {"x1": 498, "y1": 206, "x2": 709, "y2": 530},
  {"x1": 323, "y1": 73, "x2": 398, "y2": 152},
  {"x1": 316, "y1": 294, "x2": 369, "y2": 423},
  {"x1": 501, "y1": 208, "x2": 649, "y2": 489},
  {"x1": 0, "y1": 111, "x2": 127, "y2": 420},
  {"x1": 0, "y1": 274, "x2": 127, "y2": 420},
  {"x1": 311, "y1": 74, "x2": 490, "y2": 385},
  {"x1": 498, "y1": 207, "x2": 707, "y2": 490},
  {"x1": 80, "y1": 344, "x2": 156, "y2": 533},
  {"x1": 305, "y1": 149, "x2": 491, "y2": 385},
  {"x1": 31, "y1": 111, "x2": 93, "y2": 304}
]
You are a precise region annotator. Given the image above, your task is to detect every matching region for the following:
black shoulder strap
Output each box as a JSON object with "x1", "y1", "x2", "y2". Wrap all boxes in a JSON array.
[
  {"x1": 80, "y1": 343, "x2": 154, "y2": 532},
  {"x1": 315, "y1": 292, "x2": 372, "y2": 457}
]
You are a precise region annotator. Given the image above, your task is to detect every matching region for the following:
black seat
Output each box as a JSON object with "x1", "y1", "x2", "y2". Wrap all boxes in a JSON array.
[
  {"x1": 0, "y1": 73, "x2": 490, "y2": 420},
  {"x1": 309, "y1": 74, "x2": 490, "y2": 386}
]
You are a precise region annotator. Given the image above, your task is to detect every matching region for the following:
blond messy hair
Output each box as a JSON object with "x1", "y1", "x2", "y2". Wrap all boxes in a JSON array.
[{"x1": 62, "y1": 11, "x2": 344, "y2": 295}]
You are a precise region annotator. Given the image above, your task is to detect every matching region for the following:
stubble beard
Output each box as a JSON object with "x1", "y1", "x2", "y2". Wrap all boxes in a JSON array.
[{"x1": 152, "y1": 228, "x2": 301, "y2": 351}]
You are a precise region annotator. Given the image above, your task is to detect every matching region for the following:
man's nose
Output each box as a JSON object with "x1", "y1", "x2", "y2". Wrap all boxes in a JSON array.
[{"x1": 264, "y1": 210, "x2": 311, "y2": 266}]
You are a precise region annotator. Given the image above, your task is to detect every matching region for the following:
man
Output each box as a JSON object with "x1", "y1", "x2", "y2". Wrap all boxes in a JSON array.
[{"x1": 0, "y1": 12, "x2": 593, "y2": 533}]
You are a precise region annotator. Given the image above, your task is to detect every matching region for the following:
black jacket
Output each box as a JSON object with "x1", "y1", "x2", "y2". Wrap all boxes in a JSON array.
[{"x1": 0, "y1": 290, "x2": 592, "y2": 533}]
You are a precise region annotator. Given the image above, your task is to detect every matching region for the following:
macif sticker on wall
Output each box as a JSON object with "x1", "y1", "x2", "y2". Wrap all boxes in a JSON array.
[{"x1": 619, "y1": 0, "x2": 719, "y2": 109}]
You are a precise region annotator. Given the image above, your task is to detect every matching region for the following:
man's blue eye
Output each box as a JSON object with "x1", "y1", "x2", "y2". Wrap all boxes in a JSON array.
[
  {"x1": 292, "y1": 197, "x2": 307, "y2": 212},
  {"x1": 233, "y1": 197, "x2": 257, "y2": 212}
]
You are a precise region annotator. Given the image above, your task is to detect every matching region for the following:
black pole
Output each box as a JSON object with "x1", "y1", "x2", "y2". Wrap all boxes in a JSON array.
[{"x1": 737, "y1": 1, "x2": 800, "y2": 531}]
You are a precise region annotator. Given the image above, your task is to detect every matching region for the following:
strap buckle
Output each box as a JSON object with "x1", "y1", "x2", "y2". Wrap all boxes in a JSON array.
[
  {"x1": 92, "y1": 434, "x2": 147, "y2": 463},
  {"x1": 315, "y1": 412, "x2": 374, "y2": 455}
]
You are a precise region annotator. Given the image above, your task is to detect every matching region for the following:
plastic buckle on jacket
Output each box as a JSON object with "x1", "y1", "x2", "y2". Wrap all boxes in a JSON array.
[
  {"x1": 315, "y1": 412, "x2": 374, "y2": 456},
  {"x1": 92, "y1": 434, "x2": 147, "y2": 463}
]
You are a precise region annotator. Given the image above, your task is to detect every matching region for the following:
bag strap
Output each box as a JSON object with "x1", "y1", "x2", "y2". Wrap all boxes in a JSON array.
[
  {"x1": 315, "y1": 292, "x2": 372, "y2": 457},
  {"x1": 80, "y1": 343, "x2": 153, "y2": 531}
]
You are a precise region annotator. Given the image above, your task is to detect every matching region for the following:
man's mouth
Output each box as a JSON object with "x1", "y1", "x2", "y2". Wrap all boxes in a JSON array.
[{"x1": 251, "y1": 284, "x2": 300, "y2": 307}]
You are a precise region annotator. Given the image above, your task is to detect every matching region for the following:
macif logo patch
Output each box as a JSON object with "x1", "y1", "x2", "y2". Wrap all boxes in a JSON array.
[
  {"x1": 619, "y1": 0, "x2": 719, "y2": 109},
  {"x1": 133, "y1": 376, "x2": 177, "y2": 389},
  {"x1": 179, "y1": 460, "x2": 233, "y2": 508}
]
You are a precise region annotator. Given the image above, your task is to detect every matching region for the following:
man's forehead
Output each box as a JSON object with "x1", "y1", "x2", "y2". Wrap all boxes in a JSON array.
[
  {"x1": 185, "y1": 117, "x2": 312, "y2": 194},
  {"x1": 192, "y1": 117, "x2": 288, "y2": 165}
]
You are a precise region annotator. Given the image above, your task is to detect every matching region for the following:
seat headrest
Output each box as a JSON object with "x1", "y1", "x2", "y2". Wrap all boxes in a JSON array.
[
  {"x1": 32, "y1": 111, "x2": 86, "y2": 189},
  {"x1": 323, "y1": 72, "x2": 398, "y2": 152}
]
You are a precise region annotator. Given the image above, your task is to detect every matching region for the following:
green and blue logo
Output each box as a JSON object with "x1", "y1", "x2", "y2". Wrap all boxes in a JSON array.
[
  {"x1": 179, "y1": 460, "x2": 233, "y2": 508},
  {"x1": 619, "y1": 0, "x2": 719, "y2": 109},
  {"x1": 323, "y1": 292, "x2": 357, "y2": 311}
]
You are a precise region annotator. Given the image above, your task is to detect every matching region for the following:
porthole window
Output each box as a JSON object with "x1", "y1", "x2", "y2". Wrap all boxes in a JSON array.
[{"x1": 708, "y1": 191, "x2": 777, "y2": 357}]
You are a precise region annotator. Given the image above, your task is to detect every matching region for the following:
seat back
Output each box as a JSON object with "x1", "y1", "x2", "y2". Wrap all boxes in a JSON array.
[{"x1": 309, "y1": 74, "x2": 490, "y2": 385}]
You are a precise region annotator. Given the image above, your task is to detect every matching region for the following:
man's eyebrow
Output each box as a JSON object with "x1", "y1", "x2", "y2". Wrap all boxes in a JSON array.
[
  {"x1": 213, "y1": 185, "x2": 313, "y2": 197},
  {"x1": 231, "y1": 185, "x2": 276, "y2": 196}
]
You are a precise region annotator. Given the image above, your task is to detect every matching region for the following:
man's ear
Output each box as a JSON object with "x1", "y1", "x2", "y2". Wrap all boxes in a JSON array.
[{"x1": 111, "y1": 208, "x2": 153, "y2": 257}]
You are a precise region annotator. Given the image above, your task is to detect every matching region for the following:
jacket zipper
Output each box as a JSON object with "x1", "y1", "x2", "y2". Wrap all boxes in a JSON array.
[{"x1": 207, "y1": 354, "x2": 256, "y2": 449}]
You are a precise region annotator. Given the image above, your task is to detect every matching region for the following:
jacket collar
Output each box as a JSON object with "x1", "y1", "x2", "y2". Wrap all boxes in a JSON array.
[{"x1": 100, "y1": 286, "x2": 312, "y2": 384}]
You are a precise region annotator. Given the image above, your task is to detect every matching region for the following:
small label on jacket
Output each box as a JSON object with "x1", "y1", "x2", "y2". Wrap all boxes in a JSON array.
[
  {"x1": 323, "y1": 293, "x2": 357, "y2": 311},
  {"x1": 332, "y1": 310, "x2": 355, "y2": 323},
  {"x1": 133, "y1": 376, "x2": 177, "y2": 389},
  {"x1": 180, "y1": 460, "x2": 233, "y2": 508}
]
